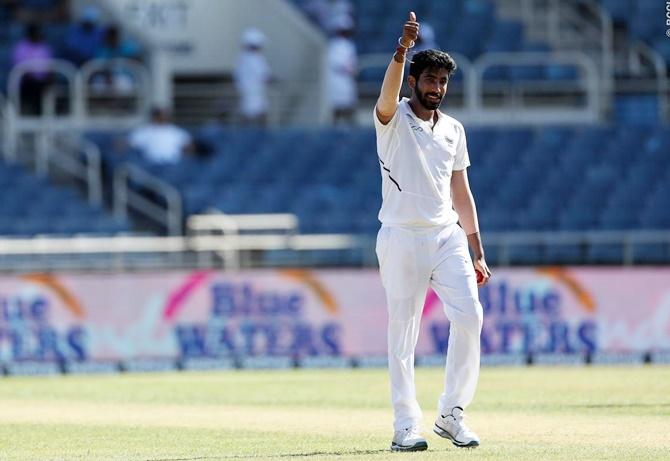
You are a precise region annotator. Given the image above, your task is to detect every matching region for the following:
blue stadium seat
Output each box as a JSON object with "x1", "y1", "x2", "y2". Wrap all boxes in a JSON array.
[
  {"x1": 481, "y1": 208, "x2": 517, "y2": 231},
  {"x1": 483, "y1": 65, "x2": 509, "y2": 81},
  {"x1": 468, "y1": 128, "x2": 497, "y2": 154},
  {"x1": 484, "y1": 20, "x2": 524, "y2": 53},
  {"x1": 358, "y1": 66, "x2": 386, "y2": 83},
  {"x1": 509, "y1": 65, "x2": 545, "y2": 82},
  {"x1": 446, "y1": 13, "x2": 488, "y2": 59},
  {"x1": 447, "y1": 34, "x2": 483, "y2": 60},
  {"x1": 496, "y1": 171, "x2": 541, "y2": 210},
  {"x1": 600, "y1": 0, "x2": 633, "y2": 23},
  {"x1": 614, "y1": 95, "x2": 659, "y2": 124},
  {"x1": 633, "y1": 243, "x2": 669, "y2": 264},
  {"x1": 545, "y1": 64, "x2": 579, "y2": 81},
  {"x1": 559, "y1": 208, "x2": 600, "y2": 231},
  {"x1": 587, "y1": 244, "x2": 624, "y2": 264},
  {"x1": 75, "y1": 123, "x2": 670, "y2": 264},
  {"x1": 517, "y1": 198, "x2": 561, "y2": 231},
  {"x1": 544, "y1": 244, "x2": 584, "y2": 264},
  {"x1": 0, "y1": 159, "x2": 131, "y2": 237},
  {"x1": 629, "y1": 9, "x2": 661, "y2": 43},
  {"x1": 508, "y1": 244, "x2": 544, "y2": 265},
  {"x1": 599, "y1": 208, "x2": 640, "y2": 230},
  {"x1": 183, "y1": 185, "x2": 214, "y2": 215},
  {"x1": 651, "y1": 38, "x2": 670, "y2": 64},
  {"x1": 44, "y1": 22, "x2": 69, "y2": 55}
]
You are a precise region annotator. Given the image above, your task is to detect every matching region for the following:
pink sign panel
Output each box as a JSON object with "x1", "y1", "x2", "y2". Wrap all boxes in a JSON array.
[{"x1": 0, "y1": 268, "x2": 668, "y2": 363}]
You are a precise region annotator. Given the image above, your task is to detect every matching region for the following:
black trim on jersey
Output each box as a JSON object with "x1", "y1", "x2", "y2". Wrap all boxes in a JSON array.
[
  {"x1": 378, "y1": 157, "x2": 402, "y2": 191},
  {"x1": 388, "y1": 175, "x2": 402, "y2": 191}
]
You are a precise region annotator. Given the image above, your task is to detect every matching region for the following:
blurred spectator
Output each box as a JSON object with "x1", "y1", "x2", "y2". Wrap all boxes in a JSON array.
[
  {"x1": 413, "y1": 22, "x2": 439, "y2": 52},
  {"x1": 6, "y1": 0, "x2": 67, "y2": 22},
  {"x1": 64, "y1": 5, "x2": 105, "y2": 66},
  {"x1": 325, "y1": 0, "x2": 353, "y2": 35},
  {"x1": 234, "y1": 28, "x2": 273, "y2": 126},
  {"x1": 90, "y1": 25, "x2": 142, "y2": 94},
  {"x1": 12, "y1": 22, "x2": 53, "y2": 115},
  {"x1": 129, "y1": 108, "x2": 194, "y2": 164},
  {"x1": 1, "y1": 0, "x2": 20, "y2": 20},
  {"x1": 304, "y1": 0, "x2": 353, "y2": 35},
  {"x1": 327, "y1": 16, "x2": 357, "y2": 124},
  {"x1": 96, "y1": 25, "x2": 141, "y2": 61}
]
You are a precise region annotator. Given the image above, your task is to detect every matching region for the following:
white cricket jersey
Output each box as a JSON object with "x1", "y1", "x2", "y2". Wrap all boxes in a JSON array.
[{"x1": 374, "y1": 98, "x2": 471, "y2": 227}]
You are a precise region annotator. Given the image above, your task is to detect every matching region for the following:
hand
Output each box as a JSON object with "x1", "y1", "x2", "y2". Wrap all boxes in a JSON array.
[
  {"x1": 401, "y1": 11, "x2": 419, "y2": 48},
  {"x1": 474, "y1": 258, "x2": 492, "y2": 287}
]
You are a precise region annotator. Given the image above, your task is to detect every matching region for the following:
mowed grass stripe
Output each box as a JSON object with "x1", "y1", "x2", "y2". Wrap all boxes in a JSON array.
[
  {"x1": 0, "y1": 366, "x2": 669, "y2": 461},
  {"x1": 0, "y1": 400, "x2": 390, "y2": 433}
]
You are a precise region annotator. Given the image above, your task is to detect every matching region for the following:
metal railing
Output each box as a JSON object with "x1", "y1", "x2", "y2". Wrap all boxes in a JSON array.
[
  {"x1": 113, "y1": 163, "x2": 183, "y2": 236},
  {"x1": 472, "y1": 51, "x2": 600, "y2": 123},
  {"x1": 0, "y1": 232, "x2": 368, "y2": 272},
  {"x1": 0, "y1": 229, "x2": 665, "y2": 272},
  {"x1": 7, "y1": 58, "x2": 152, "y2": 132},
  {"x1": 7, "y1": 58, "x2": 79, "y2": 130},
  {"x1": 5, "y1": 58, "x2": 165, "y2": 233},
  {"x1": 0, "y1": 94, "x2": 16, "y2": 160},
  {"x1": 36, "y1": 134, "x2": 103, "y2": 207},
  {"x1": 486, "y1": 230, "x2": 670, "y2": 266},
  {"x1": 78, "y1": 58, "x2": 152, "y2": 129},
  {"x1": 518, "y1": 0, "x2": 669, "y2": 121},
  {"x1": 519, "y1": 0, "x2": 614, "y2": 109},
  {"x1": 173, "y1": 80, "x2": 284, "y2": 127},
  {"x1": 358, "y1": 50, "x2": 600, "y2": 124},
  {"x1": 627, "y1": 42, "x2": 670, "y2": 121},
  {"x1": 188, "y1": 213, "x2": 299, "y2": 234},
  {"x1": 187, "y1": 212, "x2": 300, "y2": 269}
]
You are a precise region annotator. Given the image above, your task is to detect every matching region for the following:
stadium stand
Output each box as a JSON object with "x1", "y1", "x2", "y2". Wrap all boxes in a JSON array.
[
  {"x1": 82, "y1": 122, "x2": 670, "y2": 265},
  {"x1": 599, "y1": 0, "x2": 670, "y2": 64},
  {"x1": 0, "y1": 0, "x2": 667, "y2": 267},
  {"x1": 0, "y1": 159, "x2": 129, "y2": 236},
  {"x1": 297, "y1": 0, "x2": 583, "y2": 85}
]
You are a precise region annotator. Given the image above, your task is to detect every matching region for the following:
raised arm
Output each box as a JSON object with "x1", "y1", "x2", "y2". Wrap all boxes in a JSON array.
[
  {"x1": 451, "y1": 169, "x2": 492, "y2": 286},
  {"x1": 375, "y1": 12, "x2": 419, "y2": 124}
]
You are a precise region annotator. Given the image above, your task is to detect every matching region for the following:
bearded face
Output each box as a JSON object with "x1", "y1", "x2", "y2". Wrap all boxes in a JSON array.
[{"x1": 411, "y1": 67, "x2": 449, "y2": 110}]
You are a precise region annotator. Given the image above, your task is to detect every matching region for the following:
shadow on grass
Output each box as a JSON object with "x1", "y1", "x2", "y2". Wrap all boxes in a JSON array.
[{"x1": 148, "y1": 449, "x2": 390, "y2": 461}]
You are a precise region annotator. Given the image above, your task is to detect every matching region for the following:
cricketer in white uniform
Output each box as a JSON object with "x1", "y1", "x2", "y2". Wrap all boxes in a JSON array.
[{"x1": 374, "y1": 12, "x2": 492, "y2": 452}]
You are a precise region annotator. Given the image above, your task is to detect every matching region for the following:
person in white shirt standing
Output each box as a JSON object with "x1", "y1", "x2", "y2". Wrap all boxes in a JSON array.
[
  {"x1": 327, "y1": 16, "x2": 358, "y2": 124},
  {"x1": 129, "y1": 107, "x2": 193, "y2": 164},
  {"x1": 374, "y1": 12, "x2": 492, "y2": 452},
  {"x1": 235, "y1": 28, "x2": 273, "y2": 126}
]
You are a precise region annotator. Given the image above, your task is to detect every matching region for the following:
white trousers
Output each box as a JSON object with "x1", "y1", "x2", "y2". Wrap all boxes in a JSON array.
[{"x1": 376, "y1": 223, "x2": 483, "y2": 431}]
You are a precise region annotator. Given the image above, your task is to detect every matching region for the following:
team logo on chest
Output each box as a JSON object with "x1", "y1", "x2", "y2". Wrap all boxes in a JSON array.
[{"x1": 406, "y1": 114, "x2": 425, "y2": 133}]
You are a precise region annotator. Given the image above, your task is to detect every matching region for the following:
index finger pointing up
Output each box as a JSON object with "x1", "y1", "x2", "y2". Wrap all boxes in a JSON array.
[{"x1": 409, "y1": 11, "x2": 416, "y2": 22}]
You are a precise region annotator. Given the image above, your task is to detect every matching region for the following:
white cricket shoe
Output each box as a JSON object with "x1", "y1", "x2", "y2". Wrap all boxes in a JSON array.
[
  {"x1": 390, "y1": 426, "x2": 428, "y2": 452},
  {"x1": 433, "y1": 406, "x2": 480, "y2": 448}
]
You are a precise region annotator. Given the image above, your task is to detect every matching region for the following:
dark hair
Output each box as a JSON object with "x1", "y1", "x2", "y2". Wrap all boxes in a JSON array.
[
  {"x1": 150, "y1": 106, "x2": 169, "y2": 120},
  {"x1": 105, "y1": 25, "x2": 120, "y2": 39},
  {"x1": 409, "y1": 49, "x2": 457, "y2": 80},
  {"x1": 26, "y1": 22, "x2": 42, "y2": 41}
]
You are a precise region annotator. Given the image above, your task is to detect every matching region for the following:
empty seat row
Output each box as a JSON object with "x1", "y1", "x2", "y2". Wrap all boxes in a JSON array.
[
  {"x1": 0, "y1": 160, "x2": 130, "y2": 237},
  {"x1": 88, "y1": 124, "x2": 670, "y2": 237}
]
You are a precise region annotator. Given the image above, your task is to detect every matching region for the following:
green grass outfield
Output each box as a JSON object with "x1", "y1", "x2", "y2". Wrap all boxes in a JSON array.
[{"x1": 0, "y1": 366, "x2": 669, "y2": 461}]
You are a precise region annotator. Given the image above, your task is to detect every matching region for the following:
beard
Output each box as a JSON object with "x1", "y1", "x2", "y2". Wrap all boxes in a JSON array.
[{"x1": 415, "y1": 86, "x2": 443, "y2": 110}]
